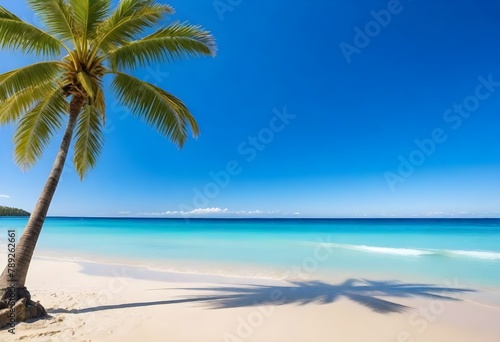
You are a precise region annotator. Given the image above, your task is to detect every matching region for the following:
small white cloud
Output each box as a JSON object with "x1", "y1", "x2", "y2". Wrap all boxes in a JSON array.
[
  {"x1": 118, "y1": 211, "x2": 130, "y2": 214},
  {"x1": 421, "y1": 211, "x2": 449, "y2": 217},
  {"x1": 0, "y1": 195, "x2": 10, "y2": 198},
  {"x1": 191, "y1": 207, "x2": 229, "y2": 214},
  {"x1": 137, "y1": 208, "x2": 294, "y2": 217}
]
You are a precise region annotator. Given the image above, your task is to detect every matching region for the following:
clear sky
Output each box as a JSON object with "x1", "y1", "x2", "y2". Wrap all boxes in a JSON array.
[{"x1": 1, "y1": 0, "x2": 499, "y2": 218}]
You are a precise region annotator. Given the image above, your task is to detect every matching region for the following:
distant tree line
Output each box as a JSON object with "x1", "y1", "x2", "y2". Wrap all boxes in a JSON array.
[{"x1": 0, "y1": 206, "x2": 30, "y2": 216}]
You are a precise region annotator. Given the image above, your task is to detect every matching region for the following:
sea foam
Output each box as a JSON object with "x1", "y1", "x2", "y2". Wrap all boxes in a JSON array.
[
  {"x1": 445, "y1": 250, "x2": 500, "y2": 260},
  {"x1": 318, "y1": 242, "x2": 500, "y2": 260},
  {"x1": 351, "y1": 245, "x2": 434, "y2": 256}
]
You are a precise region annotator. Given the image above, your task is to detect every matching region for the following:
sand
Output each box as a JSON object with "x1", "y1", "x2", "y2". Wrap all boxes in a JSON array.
[{"x1": 2, "y1": 257, "x2": 500, "y2": 341}]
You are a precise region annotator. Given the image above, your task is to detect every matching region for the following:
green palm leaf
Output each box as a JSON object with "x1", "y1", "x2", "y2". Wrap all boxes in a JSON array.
[
  {"x1": 0, "y1": 6, "x2": 18, "y2": 20},
  {"x1": 0, "y1": 0, "x2": 216, "y2": 294},
  {"x1": 0, "y1": 6, "x2": 64, "y2": 56},
  {"x1": 0, "y1": 81, "x2": 55, "y2": 124},
  {"x1": 14, "y1": 87, "x2": 68, "y2": 168},
  {"x1": 96, "y1": 0, "x2": 174, "y2": 53},
  {"x1": 0, "y1": 62, "x2": 63, "y2": 100},
  {"x1": 73, "y1": 103, "x2": 104, "y2": 179},
  {"x1": 26, "y1": 0, "x2": 78, "y2": 44},
  {"x1": 93, "y1": 87, "x2": 106, "y2": 121},
  {"x1": 77, "y1": 71, "x2": 96, "y2": 98},
  {"x1": 109, "y1": 22, "x2": 216, "y2": 69},
  {"x1": 68, "y1": 0, "x2": 110, "y2": 41},
  {"x1": 111, "y1": 72, "x2": 199, "y2": 148}
]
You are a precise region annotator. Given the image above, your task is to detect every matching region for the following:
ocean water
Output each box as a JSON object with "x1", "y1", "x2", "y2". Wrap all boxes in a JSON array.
[{"x1": 0, "y1": 218, "x2": 499, "y2": 288}]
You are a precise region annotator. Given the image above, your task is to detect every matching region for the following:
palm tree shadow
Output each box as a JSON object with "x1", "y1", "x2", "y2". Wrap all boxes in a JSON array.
[
  {"x1": 48, "y1": 279, "x2": 474, "y2": 315},
  {"x1": 184, "y1": 279, "x2": 474, "y2": 314}
]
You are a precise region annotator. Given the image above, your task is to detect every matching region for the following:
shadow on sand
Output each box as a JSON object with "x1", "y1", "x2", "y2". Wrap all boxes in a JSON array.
[{"x1": 49, "y1": 278, "x2": 474, "y2": 315}]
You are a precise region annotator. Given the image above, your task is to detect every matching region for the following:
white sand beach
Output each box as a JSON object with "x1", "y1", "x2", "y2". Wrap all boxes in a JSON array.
[
  {"x1": 1, "y1": 0, "x2": 499, "y2": 341},
  {"x1": 2, "y1": 257, "x2": 500, "y2": 341}
]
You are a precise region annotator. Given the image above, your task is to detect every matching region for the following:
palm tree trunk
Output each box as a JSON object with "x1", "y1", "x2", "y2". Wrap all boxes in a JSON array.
[{"x1": 0, "y1": 96, "x2": 85, "y2": 295}]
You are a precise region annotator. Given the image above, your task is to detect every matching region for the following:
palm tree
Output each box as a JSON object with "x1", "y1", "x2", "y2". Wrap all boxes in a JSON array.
[{"x1": 0, "y1": 0, "x2": 216, "y2": 322}]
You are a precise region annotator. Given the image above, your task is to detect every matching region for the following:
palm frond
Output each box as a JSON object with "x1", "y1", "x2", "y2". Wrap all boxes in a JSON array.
[
  {"x1": 14, "y1": 87, "x2": 68, "y2": 168},
  {"x1": 0, "y1": 6, "x2": 64, "y2": 56},
  {"x1": 0, "y1": 81, "x2": 55, "y2": 124},
  {"x1": 26, "y1": 0, "x2": 78, "y2": 44},
  {"x1": 77, "y1": 71, "x2": 96, "y2": 98},
  {"x1": 0, "y1": 62, "x2": 63, "y2": 101},
  {"x1": 68, "y1": 0, "x2": 110, "y2": 41},
  {"x1": 73, "y1": 103, "x2": 104, "y2": 179},
  {"x1": 96, "y1": 0, "x2": 174, "y2": 53},
  {"x1": 108, "y1": 22, "x2": 216, "y2": 69},
  {"x1": 0, "y1": 6, "x2": 17, "y2": 20},
  {"x1": 111, "y1": 71, "x2": 199, "y2": 148},
  {"x1": 93, "y1": 87, "x2": 106, "y2": 121}
]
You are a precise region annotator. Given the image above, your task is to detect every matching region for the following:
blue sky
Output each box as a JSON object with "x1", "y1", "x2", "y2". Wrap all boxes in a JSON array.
[{"x1": 1, "y1": 0, "x2": 499, "y2": 218}]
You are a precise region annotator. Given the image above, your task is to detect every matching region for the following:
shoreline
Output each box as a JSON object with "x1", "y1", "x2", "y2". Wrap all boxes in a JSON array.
[
  {"x1": 33, "y1": 249, "x2": 500, "y2": 292},
  {"x1": 3, "y1": 217, "x2": 500, "y2": 290},
  {"x1": 0, "y1": 256, "x2": 499, "y2": 341}
]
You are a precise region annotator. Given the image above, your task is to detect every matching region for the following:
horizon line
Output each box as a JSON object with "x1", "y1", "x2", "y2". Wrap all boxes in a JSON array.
[{"x1": 28, "y1": 216, "x2": 500, "y2": 220}]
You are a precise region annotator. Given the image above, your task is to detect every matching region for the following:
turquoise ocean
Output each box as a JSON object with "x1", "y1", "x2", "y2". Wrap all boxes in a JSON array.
[{"x1": 1, "y1": 218, "x2": 499, "y2": 288}]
